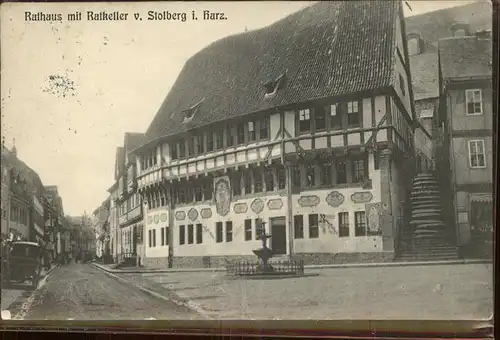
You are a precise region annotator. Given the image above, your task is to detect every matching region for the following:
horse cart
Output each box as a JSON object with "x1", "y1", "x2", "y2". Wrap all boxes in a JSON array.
[{"x1": 1, "y1": 241, "x2": 44, "y2": 290}]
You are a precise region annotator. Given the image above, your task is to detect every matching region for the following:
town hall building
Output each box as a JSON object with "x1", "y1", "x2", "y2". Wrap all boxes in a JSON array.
[{"x1": 133, "y1": 1, "x2": 433, "y2": 268}]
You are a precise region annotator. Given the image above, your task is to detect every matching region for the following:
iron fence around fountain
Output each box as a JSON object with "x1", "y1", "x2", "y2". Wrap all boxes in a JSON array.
[{"x1": 226, "y1": 259, "x2": 305, "y2": 276}]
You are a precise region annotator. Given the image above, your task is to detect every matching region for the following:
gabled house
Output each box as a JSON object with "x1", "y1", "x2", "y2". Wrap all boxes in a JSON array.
[
  {"x1": 405, "y1": 1, "x2": 492, "y2": 160},
  {"x1": 437, "y1": 31, "x2": 493, "y2": 257},
  {"x1": 133, "y1": 1, "x2": 433, "y2": 268}
]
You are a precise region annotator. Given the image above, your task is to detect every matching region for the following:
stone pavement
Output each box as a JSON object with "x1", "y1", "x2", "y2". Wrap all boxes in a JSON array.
[
  {"x1": 1, "y1": 264, "x2": 58, "y2": 312},
  {"x1": 115, "y1": 263, "x2": 493, "y2": 320}
]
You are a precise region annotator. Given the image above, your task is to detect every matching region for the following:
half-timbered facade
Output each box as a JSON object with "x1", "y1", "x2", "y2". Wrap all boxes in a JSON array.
[
  {"x1": 116, "y1": 133, "x2": 144, "y2": 265},
  {"x1": 135, "y1": 1, "x2": 433, "y2": 268}
]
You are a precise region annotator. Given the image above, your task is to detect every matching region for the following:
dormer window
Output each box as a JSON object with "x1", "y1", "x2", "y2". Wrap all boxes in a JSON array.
[
  {"x1": 181, "y1": 98, "x2": 204, "y2": 123},
  {"x1": 407, "y1": 34, "x2": 421, "y2": 56},
  {"x1": 264, "y1": 73, "x2": 286, "y2": 99}
]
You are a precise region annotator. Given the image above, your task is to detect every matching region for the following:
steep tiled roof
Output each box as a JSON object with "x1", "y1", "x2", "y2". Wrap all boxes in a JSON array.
[
  {"x1": 1, "y1": 146, "x2": 45, "y2": 197},
  {"x1": 405, "y1": 1, "x2": 492, "y2": 47},
  {"x1": 410, "y1": 52, "x2": 439, "y2": 100},
  {"x1": 406, "y1": 1, "x2": 491, "y2": 101},
  {"x1": 124, "y1": 132, "x2": 144, "y2": 153},
  {"x1": 114, "y1": 146, "x2": 125, "y2": 180},
  {"x1": 439, "y1": 36, "x2": 492, "y2": 80},
  {"x1": 143, "y1": 1, "x2": 400, "y2": 145}
]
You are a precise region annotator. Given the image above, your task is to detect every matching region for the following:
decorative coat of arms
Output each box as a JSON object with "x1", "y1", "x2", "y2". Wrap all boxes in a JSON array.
[
  {"x1": 160, "y1": 213, "x2": 168, "y2": 222},
  {"x1": 251, "y1": 198, "x2": 264, "y2": 214},
  {"x1": 147, "y1": 217, "x2": 153, "y2": 225},
  {"x1": 188, "y1": 208, "x2": 198, "y2": 221},
  {"x1": 175, "y1": 211, "x2": 186, "y2": 221},
  {"x1": 366, "y1": 203, "x2": 381, "y2": 233},
  {"x1": 200, "y1": 208, "x2": 212, "y2": 219},
  {"x1": 267, "y1": 198, "x2": 283, "y2": 210},
  {"x1": 234, "y1": 203, "x2": 248, "y2": 214},
  {"x1": 351, "y1": 192, "x2": 373, "y2": 204},
  {"x1": 326, "y1": 191, "x2": 344, "y2": 207},
  {"x1": 214, "y1": 176, "x2": 231, "y2": 216},
  {"x1": 298, "y1": 195, "x2": 320, "y2": 207},
  {"x1": 153, "y1": 215, "x2": 159, "y2": 224}
]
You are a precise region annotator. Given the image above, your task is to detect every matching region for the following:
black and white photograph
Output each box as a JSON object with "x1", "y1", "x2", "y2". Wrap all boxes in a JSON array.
[{"x1": 0, "y1": 0, "x2": 494, "y2": 323}]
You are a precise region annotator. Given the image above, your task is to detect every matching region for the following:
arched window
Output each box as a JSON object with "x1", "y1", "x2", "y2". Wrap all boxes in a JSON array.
[{"x1": 408, "y1": 36, "x2": 420, "y2": 55}]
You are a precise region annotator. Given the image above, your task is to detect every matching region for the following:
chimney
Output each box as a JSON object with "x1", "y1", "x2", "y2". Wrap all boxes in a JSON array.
[
  {"x1": 475, "y1": 29, "x2": 492, "y2": 39},
  {"x1": 11, "y1": 138, "x2": 17, "y2": 158}
]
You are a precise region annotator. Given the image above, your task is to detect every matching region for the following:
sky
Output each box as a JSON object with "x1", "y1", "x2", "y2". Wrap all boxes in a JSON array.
[{"x1": 0, "y1": 1, "x2": 482, "y2": 216}]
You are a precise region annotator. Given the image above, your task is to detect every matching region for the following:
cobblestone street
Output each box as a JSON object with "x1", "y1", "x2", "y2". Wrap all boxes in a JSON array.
[
  {"x1": 118, "y1": 263, "x2": 493, "y2": 320},
  {"x1": 1, "y1": 264, "x2": 203, "y2": 320}
]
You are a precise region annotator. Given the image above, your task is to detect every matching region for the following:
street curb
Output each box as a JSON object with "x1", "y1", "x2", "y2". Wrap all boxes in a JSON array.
[
  {"x1": 89, "y1": 263, "x2": 213, "y2": 320},
  {"x1": 90, "y1": 258, "x2": 492, "y2": 274},
  {"x1": 7, "y1": 264, "x2": 60, "y2": 320}
]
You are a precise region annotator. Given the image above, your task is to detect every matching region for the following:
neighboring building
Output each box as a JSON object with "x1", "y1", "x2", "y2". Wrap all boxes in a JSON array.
[
  {"x1": 92, "y1": 198, "x2": 110, "y2": 261},
  {"x1": 437, "y1": 32, "x2": 493, "y2": 253},
  {"x1": 1, "y1": 140, "x2": 46, "y2": 243},
  {"x1": 67, "y1": 214, "x2": 95, "y2": 257},
  {"x1": 406, "y1": 1, "x2": 492, "y2": 161},
  {"x1": 108, "y1": 147, "x2": 124, "y2": 263},
  {"x1": 134, "y1": 1, "x2": 433, "y2": 268},
  {"x1": 44, "y1": 185, "x2": 67, "y2": 261},
  {"x1": 116, "y1": 133, "x2": 144, "y2": 265}
]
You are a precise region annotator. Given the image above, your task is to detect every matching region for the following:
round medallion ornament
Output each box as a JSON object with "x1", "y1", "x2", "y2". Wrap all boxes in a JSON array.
[
  {"x1": 326, "y1": 191, "x2": 344, "y2": 207},
  {"x1": 188, "y1": 208, "x2": 198, "y2": 221},
  {"x1": 251, "y1": 198, "x2": 264, "y2": 214}
]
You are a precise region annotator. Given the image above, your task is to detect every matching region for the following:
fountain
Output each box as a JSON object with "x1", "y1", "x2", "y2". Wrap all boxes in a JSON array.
[{"x1": 226, "y1": 220, "x2": 306, "y2": 278}]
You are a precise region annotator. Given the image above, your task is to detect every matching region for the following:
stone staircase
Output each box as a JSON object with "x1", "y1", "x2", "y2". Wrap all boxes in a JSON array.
[{"x1": 396, "y1": 173, "x2": 460, "y2": 262}]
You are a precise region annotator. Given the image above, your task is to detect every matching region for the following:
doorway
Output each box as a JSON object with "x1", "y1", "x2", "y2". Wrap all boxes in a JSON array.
[{"x1": 270, "y1": 217, "x2": 287, "y2": 255}]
